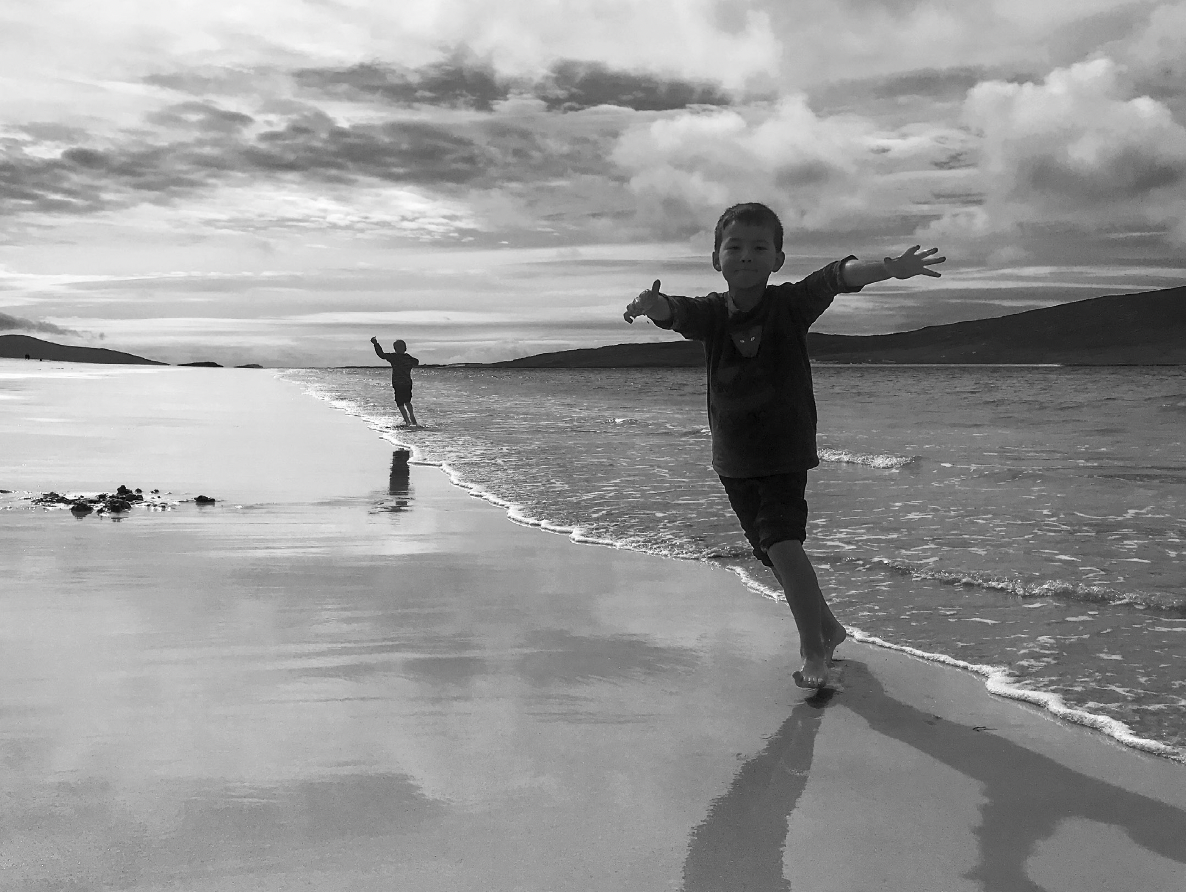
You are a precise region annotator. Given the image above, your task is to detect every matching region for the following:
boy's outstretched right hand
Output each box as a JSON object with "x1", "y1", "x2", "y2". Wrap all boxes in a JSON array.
[{"x1": 624, "y1": 280, "x2": 665, "y2": 323}]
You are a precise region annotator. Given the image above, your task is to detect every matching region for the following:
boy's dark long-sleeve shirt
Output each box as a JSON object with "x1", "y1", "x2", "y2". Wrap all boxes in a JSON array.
[
  {"x1": 655, "y1": 258, "x2": 861, "y2": 477},
  {"x1": 373, "y1": 343, "x2": 419, "y2": 385}
]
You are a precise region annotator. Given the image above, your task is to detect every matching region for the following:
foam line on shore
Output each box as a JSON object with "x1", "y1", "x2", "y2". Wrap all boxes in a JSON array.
[
  {"x1": 292, "y1": 384, "x2": 630, "y2": 550},
  {"x1": 293, "y1": 377, "x2": 1186, "y2": 766},
  {"x1": 727, "y1": 565, "x2": 1185, "y2": 763}
]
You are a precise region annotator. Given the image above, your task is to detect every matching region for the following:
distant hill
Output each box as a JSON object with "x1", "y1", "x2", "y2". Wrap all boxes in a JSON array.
[
  {"x1": 488, "y1": 285, "x2": 1186, "y2": 367},
  {"x1": 0, "y1": 334, "x2": 166, "y2": 365}
]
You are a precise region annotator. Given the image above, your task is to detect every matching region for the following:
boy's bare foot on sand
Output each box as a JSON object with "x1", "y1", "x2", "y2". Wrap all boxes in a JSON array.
[{"x1": 793, "y1": 653, "x2": 830, "y2": 689}]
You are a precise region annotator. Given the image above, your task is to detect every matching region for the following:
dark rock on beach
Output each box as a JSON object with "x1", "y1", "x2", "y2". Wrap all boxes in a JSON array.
[{"x1": 26, "y1": 484, "x2": 216, "y2": 517}]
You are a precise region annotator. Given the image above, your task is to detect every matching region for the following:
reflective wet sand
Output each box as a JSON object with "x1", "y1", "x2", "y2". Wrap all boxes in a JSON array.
[{"x1": 2, "y1": 362, "x2": 1184, "y2": 891}]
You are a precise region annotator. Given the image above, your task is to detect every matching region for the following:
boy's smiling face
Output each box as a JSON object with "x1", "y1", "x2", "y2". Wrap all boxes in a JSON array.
[{"x1": 712, "y1": 221, "x2": 785, "y2": 295}]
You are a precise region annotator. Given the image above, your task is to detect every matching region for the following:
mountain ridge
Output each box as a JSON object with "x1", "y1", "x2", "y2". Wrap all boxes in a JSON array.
[{"x1": 485, "y1": 285, "x2": 1186, "y2": 367}]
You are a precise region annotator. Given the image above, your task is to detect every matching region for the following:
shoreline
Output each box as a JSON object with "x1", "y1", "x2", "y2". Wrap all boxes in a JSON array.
[
  {"x1": 3, "y1": 360, "x2": 1184, "y2": 890},
  {"x1": 286, "y1": 370, "x2": 1186, "y2": 766}
]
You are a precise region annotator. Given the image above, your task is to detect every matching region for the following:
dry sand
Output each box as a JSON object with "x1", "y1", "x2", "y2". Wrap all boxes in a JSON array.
[{"x1": 2, "y1": 360, "x2": 1184, "y2": 892}]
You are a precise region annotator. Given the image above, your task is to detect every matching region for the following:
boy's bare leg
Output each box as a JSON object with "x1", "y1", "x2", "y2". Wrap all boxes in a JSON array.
[
  {"x1": 395, "y1": 401, "x2": 411, "y2": 425},
  {"x1": 770, "y1": 559, "x2": 847, "y2": 661},
  {"x1": 766, "y1": 539, "x2": 846, "y2": 688},
  {"x1": 403, "y1": 402, "x2": 418, "y2": 426}
]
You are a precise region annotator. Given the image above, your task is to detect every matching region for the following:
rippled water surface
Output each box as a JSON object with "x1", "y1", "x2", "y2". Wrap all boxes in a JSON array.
[{"x1": 284, "y1": 365, "x2": 1186, "y2": 758}]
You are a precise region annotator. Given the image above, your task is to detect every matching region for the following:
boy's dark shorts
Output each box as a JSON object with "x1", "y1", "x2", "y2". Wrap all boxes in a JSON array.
[
  {"x1": 392, "y1": 382, "x2": 413, "y2": 404},
  {"x1": 718, "y1": 472, "x2": 809, "y2": 567}
]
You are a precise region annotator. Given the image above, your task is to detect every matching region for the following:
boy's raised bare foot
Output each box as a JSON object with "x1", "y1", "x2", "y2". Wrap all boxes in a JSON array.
[{"x1": 793, "y1": 654, "x2": 830, "y2": 689}]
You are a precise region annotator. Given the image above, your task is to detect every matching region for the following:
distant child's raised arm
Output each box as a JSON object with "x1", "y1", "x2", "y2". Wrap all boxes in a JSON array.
[
  {"x1": 841, "y1": 246, "x2": 945, "y2": 289},
  {"x1": 624, "y1": 280, "x2": 673, "y2": 324},
  {"x1": 371, "y1": 337, "x2": 386, "y2": 359}
]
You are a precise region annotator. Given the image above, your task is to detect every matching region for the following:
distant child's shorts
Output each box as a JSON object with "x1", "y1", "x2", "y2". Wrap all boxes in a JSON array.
[
  {"x1": 392, "y1": 382, "x2": 413, "y2": 404},
  {"x1": 718, "y1": 472, "x2": 809, "y2": 567}
]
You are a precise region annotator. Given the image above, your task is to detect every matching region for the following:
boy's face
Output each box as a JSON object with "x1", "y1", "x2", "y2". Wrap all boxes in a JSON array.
[{"x1": 712, "y1": 221, "x2": 785, "y2": 290}]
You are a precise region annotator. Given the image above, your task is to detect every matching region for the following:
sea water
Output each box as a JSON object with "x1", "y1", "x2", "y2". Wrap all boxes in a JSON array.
[{"x1": 284, "y1": 365, "x2": 1186, "y2": 761}]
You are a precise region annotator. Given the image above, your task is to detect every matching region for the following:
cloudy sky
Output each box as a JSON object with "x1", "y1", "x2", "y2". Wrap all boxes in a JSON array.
[{"x1": 2, "y1": 0, "x2": 1184, "y2": 366}]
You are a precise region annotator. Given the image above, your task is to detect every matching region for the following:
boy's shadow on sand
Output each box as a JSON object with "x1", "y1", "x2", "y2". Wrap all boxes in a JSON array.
[{"x1": 682, "y1": 659, "x2": 1186, "y2": 892}]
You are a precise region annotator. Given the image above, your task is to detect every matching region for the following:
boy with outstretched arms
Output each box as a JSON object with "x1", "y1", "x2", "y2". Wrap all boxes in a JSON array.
[
  {"x1": 624, "y1": 202, "x2": 944, "y2": 689},
  {"x1": 371, "y1": 337, "x2": 420, "y2": 426}
]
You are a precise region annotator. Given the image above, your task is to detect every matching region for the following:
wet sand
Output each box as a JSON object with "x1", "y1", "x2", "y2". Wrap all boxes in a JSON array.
[{"x1": 2, "y1": 361, "x2": 1184, "y2": 892}]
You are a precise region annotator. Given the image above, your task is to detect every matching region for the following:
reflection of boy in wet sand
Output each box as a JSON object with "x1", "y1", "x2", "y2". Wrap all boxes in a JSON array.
[
  {"x1": 625, "y1": 202, "x2": 944, "y2": 689},
  {"x1": 371, "y1": 337, "x2": 420, "y2": 426}
]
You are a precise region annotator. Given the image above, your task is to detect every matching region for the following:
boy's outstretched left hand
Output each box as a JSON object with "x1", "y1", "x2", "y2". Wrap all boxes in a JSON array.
[{"x1": 884, "y1": 246, "x2": 945, "y2": 279}]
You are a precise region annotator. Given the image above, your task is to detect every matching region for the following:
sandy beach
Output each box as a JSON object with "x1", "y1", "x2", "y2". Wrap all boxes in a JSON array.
[{"x1": 2, "y1": 360, "x2": 1184, "y2": 892}]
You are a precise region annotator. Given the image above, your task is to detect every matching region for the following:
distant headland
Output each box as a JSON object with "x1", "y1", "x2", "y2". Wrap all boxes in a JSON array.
[
  {"x1": 0, "y1": 335, "x2": 261, "y2": 367},
  {"x1": 0, "y1": 335, "x2": 168, "y2": 365},
  {"x1": 483, "y1": 285, "x2": 1186, "y2": 368}
]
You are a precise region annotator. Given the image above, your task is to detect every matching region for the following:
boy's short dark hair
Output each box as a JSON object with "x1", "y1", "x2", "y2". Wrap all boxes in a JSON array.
[
  {"x1": 394, "y1": 340, "x2": 406, "y2": 351},
  {"x1": 713, "y1": 202, "x2": 784, "y2": 254}
]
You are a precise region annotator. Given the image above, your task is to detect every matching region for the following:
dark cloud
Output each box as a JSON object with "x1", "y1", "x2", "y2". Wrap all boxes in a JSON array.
[
  {"x1": 536, "y1": 60, "x2": 730, "y2": 112},
  {"x1": 1, "y1": 89, "x2": 629, "y2": 220},
  {"x1": 810, "y1": 65, "x2": 1037, "y2": 116},
  {"x1": 294, "y1": 55, "x2": 731, "y2": 113},
  {"x1": 932, "y1": 151, "x2": 974, "y2": 170},
  {"x1": 146, "y1": 101, "x2": 254, "y2": 133},
  {"x1": 0, "y1": 312, "x2": 80, "y2": 336},
  {"x1": 1019, "y1": 150, "x2": 1186, "y2": 203},
  {"x1": 296, "y1": 57, "x2": 507, "y2": 111},
  {"x1": 3, "y1": 54, "x2": 724, "y2": 223},
  {"x1": 242, "y1": 113, "x2": 498, "y2": 185},
  {"x1": 867, "y1": 67, "x2": 1000, "y2": 101}
]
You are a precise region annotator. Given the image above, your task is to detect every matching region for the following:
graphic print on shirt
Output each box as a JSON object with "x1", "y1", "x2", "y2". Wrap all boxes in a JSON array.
[{"x1": 730, "y1": 324, "x2": 762, "y2": 357}]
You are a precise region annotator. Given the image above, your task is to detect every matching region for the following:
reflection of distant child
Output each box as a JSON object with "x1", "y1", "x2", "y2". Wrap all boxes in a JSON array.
[
  {"x1": 371, "y1": 337, "x2": 420, "y2": 426},
  {"x1": 624, "y1": 202, "x2": 945, "y2": 690}
]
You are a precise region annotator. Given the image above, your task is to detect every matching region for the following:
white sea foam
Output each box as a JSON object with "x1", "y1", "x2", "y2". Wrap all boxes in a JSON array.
[
  {"x1": 720, "y1": 563, "x2": 1185, "y2": 763},
  {"x1": 844, "y1": 630, "x2": 1186, "y2": 763},
  {"x1": 819, "y1": 448, "x2": 917, "y2": 470}
]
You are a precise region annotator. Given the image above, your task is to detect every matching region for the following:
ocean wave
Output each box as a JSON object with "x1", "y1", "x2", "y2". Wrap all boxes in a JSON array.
[
  {"x1": 863, "y1": 557, "x2": 1185, "y2": 613},
  {"x1": 819, "y1": 448, "x2": 918, "y2": 470}
]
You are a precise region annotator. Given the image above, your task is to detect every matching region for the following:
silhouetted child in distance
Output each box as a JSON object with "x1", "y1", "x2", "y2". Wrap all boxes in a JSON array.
[
  {"x1": 371, "y1": 337, "x2": 420, "y2": 426},
  {"x1": 624, "y1": 202, "x2": 945, "y2": 689}
]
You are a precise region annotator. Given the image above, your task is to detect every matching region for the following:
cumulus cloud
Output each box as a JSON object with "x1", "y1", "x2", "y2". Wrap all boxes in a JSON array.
[
  {"x1": 921, "y1": 57, "x2": 1186, "y2": 261},
  {"x1": 610, "y1": 96, "x2": 961, "y2": 241},
  {"x1": 1111, "y1": 1, "x2": 1186, "y2": 105}
]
